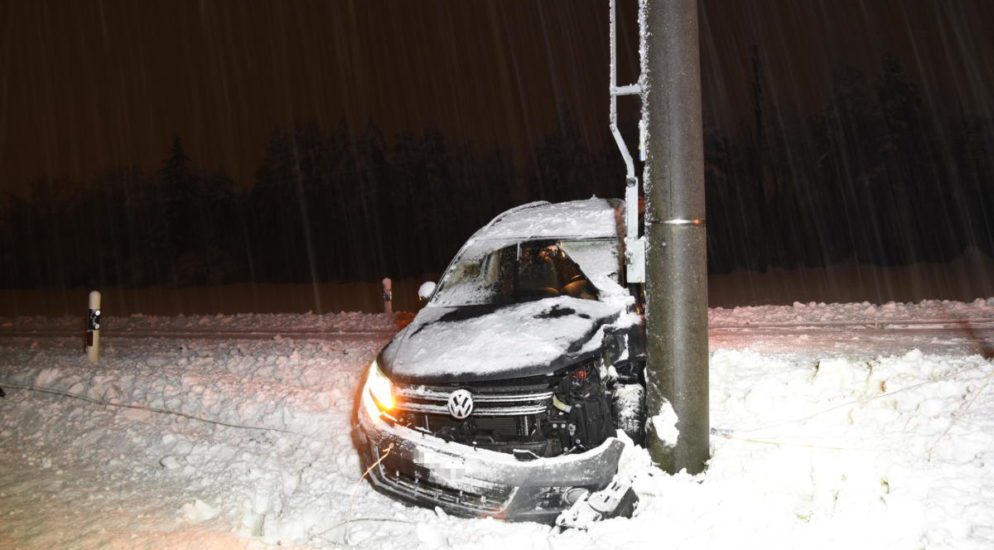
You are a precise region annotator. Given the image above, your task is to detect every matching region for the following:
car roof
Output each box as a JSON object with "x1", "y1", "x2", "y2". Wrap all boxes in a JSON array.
[{"x1": 471, "y1": 197, "x2": 624, "y2": 242}]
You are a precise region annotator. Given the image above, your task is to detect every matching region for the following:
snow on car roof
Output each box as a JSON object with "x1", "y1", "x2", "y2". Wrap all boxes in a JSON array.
[{"x1": 472, "y1": 197, "x2": 623, "y2": 242}]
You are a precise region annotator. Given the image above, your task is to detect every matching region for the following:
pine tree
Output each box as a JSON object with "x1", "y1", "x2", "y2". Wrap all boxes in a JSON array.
[{"x1": 156, "y1": 136, "x2": 198, "y2": 272}]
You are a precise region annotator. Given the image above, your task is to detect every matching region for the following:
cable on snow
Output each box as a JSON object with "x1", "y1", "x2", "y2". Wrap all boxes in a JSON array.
[
  {"x1": 927, "y1": 366, "x2": 994, "y2": 462},
  {"x1": 711, "y1": 358, "x2": 993, "y2": 451},
  {"x1": 0, "y1": 381, "x2": 295, "y2": 434},
  {"x1": 338, "y1": 442, "x2": 395, "y2": 544}
]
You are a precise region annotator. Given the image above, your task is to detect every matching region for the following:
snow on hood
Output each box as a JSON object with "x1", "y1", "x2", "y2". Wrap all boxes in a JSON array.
[{"x1": 380, "y1": 296, "x2": 622, "y2": 382}]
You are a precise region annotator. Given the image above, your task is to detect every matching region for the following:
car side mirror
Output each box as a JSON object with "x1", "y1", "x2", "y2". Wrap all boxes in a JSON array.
[{"x1": 417, "y1": 281, "x2": 437, "y2": 303}]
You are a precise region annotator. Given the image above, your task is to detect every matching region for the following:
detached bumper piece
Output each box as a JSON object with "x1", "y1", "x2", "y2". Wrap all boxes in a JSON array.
[{"x1": 555, "y1": 477, "x2": 639, "y2": 530}]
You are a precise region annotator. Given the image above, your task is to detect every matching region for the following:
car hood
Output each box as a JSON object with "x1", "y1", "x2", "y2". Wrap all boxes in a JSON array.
[{"x1": 380, "y1": 296, "x2": 621, "y2": 383}]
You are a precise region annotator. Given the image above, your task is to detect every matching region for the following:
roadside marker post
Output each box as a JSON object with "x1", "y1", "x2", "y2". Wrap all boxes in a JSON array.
[
  {"x1": 86, "y1": 291, "x2": 101, "y2": 364},
  {"x1": 382, "y1": 278, "x2": 393, "y2": 317}
]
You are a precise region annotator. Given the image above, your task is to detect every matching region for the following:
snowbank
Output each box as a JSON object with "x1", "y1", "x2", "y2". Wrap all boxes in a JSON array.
[
  {"x1": 1, "y1": 310, "x2": 394, "y2": 334},
  {"x1": 1, "y1": 300, "x2": 993, "y2": 548}
]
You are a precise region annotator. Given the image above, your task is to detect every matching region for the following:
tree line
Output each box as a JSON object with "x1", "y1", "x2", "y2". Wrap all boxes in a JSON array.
[
  {"x1": 1, "y1": 57, "x2": 992, "y2": 289},
  {"x1": 0, "y1": 114, "x2": 624, "y2": 289},
  {"x1": 705, "y1": 55, "x2": 994, "y2": 273}
]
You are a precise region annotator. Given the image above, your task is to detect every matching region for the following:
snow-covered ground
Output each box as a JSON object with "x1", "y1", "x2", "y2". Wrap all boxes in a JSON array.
[{"x1": 1, "y1": 299, "x2": 993, "y2": 549}]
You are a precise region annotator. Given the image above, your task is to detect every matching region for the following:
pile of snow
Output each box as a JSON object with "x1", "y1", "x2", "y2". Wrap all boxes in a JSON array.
[
  {"x1": 1, "y1": 300, "x2": 993, "y2": 548},
  {"x1": 711, "y1": 297, "x2": 994, "y2": 327},
  {"x1": 0, "y1": 311, "x2": 394, "y2": 334}
]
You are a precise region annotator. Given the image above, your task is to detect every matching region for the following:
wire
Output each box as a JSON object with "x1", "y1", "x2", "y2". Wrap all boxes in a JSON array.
[
  {"x1": 711, "y1": 359, "x2": 994, "y2": 452},
  {"x1": 723, "y1": 359, "x2": 982, "y2": 435},
  {"x1": 927, "y1": 367, "x2": 994, "y2": 462},
  {"x1": 711, "y1": 430, "x2": 878, "y2": 452},
  {"x1": 343, "y1": 442, "x2": 395, "y2": 545},
  {"x1": 2, "y1": 380, "x2": 410, "y2": 546},
  {"x1": 0, "y1": 381, "x2": 294, "y2": 434},
  {"x1": 310, "y1": 515, "x2": 413, "y2": 545}
]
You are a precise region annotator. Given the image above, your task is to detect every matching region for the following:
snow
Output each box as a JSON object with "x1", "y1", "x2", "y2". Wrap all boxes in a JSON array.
[
  {"x1": 560, "y1": 240, "x2": 629, "y2": 303},
  {"x1": 0, "y1": 311, "x2": 394, "y2": 334},
  {"x1": 1, "y1": 300, "x2": 993, "y2": 548},
  {"x1": 649, "y1": 399, "x2": 679, "y2": 447},
  {"x1": 470, "y1": 198, "x2": 620, "y2": 242},
  {"x1": 710, "y1": 297, "x2": 994, "y2": 327},
  {"x1": 383, "y1": 296, "x2": 620, "y2": 380}
]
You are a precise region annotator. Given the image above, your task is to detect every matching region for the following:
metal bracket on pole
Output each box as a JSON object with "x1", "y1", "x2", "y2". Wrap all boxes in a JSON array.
[
  {"x1": 610, "y1": 0, "x2": 645, "y2": 284},
  {"x1": 624, "y1": 177, "x2": 645, "y2": 284}
]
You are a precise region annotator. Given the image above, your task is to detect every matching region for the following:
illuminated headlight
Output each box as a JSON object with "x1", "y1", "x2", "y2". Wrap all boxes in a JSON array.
[{"x1": 365, "y1": 360, "x2": 395, "y2": 412}]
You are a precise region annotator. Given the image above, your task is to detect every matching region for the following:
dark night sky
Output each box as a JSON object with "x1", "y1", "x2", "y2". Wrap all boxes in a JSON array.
[{"x1": 3, "y1": 0, "x2": 993, "y2": 196}]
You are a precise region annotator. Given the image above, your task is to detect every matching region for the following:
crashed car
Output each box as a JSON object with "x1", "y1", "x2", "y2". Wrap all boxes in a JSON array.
[{"x1": 353, "y1": 198, "x2": 645, "y2": 523}]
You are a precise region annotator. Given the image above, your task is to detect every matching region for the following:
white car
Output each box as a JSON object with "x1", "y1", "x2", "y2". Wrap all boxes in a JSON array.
[{"x1": 353, "y1": 198, "x2": 645, "y2": 522}]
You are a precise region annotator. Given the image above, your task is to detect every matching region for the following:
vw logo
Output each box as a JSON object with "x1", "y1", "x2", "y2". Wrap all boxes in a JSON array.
[{"x1": 447, "y1": 389, "x2": 474, "y2": 420}]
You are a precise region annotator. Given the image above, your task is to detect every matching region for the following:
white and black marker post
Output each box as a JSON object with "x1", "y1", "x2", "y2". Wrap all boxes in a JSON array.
[
  {"x1": 382, "y1": 277, "x2": 393, "y2": 316},
  {"x1": 86, "y1": 290, "x2": 101, "y2": 363}
]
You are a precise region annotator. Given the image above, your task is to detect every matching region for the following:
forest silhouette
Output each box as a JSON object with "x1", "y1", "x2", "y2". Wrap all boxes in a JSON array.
[{"x1": 2, "y1": 58, "x2": 992, "y2": 289}]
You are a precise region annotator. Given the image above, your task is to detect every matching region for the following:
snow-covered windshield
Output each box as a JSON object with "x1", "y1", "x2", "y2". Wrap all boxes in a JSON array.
[{"x1": 431, "y1": 239, "x2": 619, "y2": 307}]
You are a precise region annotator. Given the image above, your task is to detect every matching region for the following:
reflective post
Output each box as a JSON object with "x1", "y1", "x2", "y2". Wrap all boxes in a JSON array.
[
  {"x1": 86, "y1": 290, "x2": 101, "y2": 364},
  {"x1": 382, "y1": 277, "x2": 393, "y2": 316}
]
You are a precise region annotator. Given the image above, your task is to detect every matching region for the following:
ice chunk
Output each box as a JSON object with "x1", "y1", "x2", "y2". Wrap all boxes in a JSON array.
[{"x1": 180, "y1": 499, "x2": 218, "y2": 522}]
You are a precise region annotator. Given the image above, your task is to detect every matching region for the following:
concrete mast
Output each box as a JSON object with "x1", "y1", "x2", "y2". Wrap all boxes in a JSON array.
[{"x1": 642, "y1": 0, "x2": 710, "y2": 474}]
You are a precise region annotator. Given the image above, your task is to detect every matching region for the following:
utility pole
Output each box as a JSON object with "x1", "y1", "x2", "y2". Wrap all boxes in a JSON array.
[{"x1": 642, "y1": 0, "x2": 710, "y2": 474}]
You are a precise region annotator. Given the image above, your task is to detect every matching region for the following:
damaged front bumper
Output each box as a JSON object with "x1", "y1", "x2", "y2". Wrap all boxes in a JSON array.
[{"x1": 354, "y1": 389, "x2": 625, "y2": 523}]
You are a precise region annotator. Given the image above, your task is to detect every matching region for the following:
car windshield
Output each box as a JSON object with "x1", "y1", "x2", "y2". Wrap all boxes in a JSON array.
[{"x1": 430, "y1": 239, "x2": 618, "y2": 307}]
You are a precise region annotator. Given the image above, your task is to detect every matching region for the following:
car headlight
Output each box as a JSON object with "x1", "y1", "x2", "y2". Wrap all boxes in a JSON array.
[{"x1": 365, "y1": 360, "x2": 395, "y2": 412}]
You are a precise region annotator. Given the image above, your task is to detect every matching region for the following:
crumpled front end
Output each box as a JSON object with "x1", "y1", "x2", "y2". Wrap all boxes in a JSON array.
[{"x1": 354, "y1": 383, "x2": 625, "y2": 523}]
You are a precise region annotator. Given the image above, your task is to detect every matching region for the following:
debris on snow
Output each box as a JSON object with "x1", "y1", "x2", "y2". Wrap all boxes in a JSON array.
[{"x1": 556, "y1": 476, "x2": 639, "y2": 530}]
